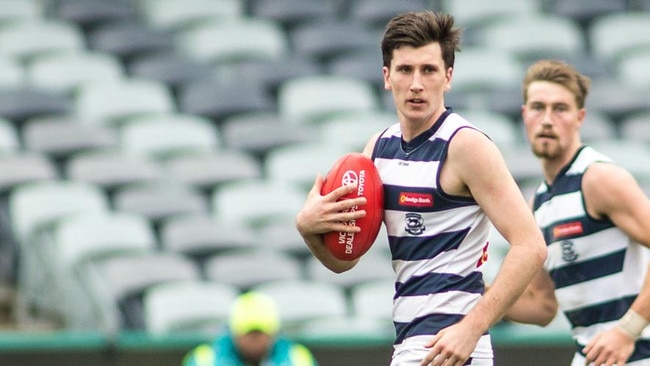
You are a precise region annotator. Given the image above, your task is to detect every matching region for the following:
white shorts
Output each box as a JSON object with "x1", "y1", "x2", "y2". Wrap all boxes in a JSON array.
[{"x1": 390, "y1": 335, "x2": 493, "y2": 366}]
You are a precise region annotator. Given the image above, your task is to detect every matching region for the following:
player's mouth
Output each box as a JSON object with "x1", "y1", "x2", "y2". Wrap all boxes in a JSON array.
[{"x1": 407, "y1": 98, "x2": 426, "y2": 105}]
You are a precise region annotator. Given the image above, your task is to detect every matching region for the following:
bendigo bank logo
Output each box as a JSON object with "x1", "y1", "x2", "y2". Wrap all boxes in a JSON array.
[
  {"x1": 552, "y1": 221, "x2": 583, "y2": 240},
  {"x1": 399, "y1": 192, "x2": 433, "y2": 207}
]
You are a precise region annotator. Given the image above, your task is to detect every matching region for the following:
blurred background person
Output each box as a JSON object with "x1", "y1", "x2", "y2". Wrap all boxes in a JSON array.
[{"x1": 182, "y1": 291, "x2": 317, "y2": 366}]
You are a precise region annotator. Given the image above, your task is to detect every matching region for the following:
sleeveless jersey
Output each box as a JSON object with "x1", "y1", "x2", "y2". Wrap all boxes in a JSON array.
[
  {"x1": 532, "y1": 145, "x2": 650, "y2": 363},
  {"x1": 372, "y1": 109, "x2": 493, "y2": 360}
]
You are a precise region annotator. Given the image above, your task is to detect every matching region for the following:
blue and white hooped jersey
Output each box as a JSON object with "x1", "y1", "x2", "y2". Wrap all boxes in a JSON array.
[
  {"x1": 372, "y1": 109, "x2": 493, "y2": 359},
  {"x1": 533, "y1": 145, "x2": 650, "y2": 363}
]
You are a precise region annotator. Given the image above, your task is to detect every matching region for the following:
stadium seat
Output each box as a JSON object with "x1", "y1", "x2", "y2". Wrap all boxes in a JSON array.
[
  {"x1": 177, "y1": 78, "x2": 275, "y2": 125},
  {"x1": 588, "y1": 140, "x2": 650, "y2": 183},
  {"x1": 228, "y1": 55, "x2": 323, "y2": 98},
  {"x1": 544, "y1": 0, "x2": 627, "y2": 31},
  {"x1": 619, "y1": 111, "x2": 650, "y2": 144},
  {"x1": 251, "y1": 279, "x2": 349, "y2": 335},
  {"x1": 249, "y1": 0, "x2": 337, "y2": 31},
  {"x1": 305, "y1": 251, "x2": 394, "y2": 290},
  {"x1": 51, "y1": 211, "x2": 157, "y2": 324},
  {"x1": 112, "y1": 180, "x2": 209, "y2": 224},
  {"x1": 203, "y1": 249, "x2": 304, "y2": 291},
  {"x1": 74, "y1": 78, "x2": 175, "y2": 126},
  {"x1": 142, "y1": 280, "x2": 239, "y2": 335},
  {"x1": 211, "y1": 178, "x2": 306, "y2": 228},
  {"x1": 350, "y1": 278, "x2": 394, "y2": 322},
  {"x1": 48, "y1": 0, "x2": 139, "y2": 32},
  {"x1": 0, "y1": 20, "x2": 84, "y2": 61},
  {"x1": 449, "y1": 47, "x2": 524, "y2": 96},
  {"x1": 163, "y1": 149, "x2": 263, "y2": 193},
  {"x1": 175, "y1": 17, "x2": 288, "y2": 64},
  {"x1": 126, "y1": 52, "x2": 215, "y2": 94},
  {"x1": 346, "y1": 0, "x2": 430, "y2": 29},
  {"x1": 86, "y1": 20, "x2": 176, "y2": 62},
  {"x1": 0, "y1": 117, "x2": 20, "y2": 155},
  {"x1": 75, "y1": 251, "x2": 201, "y2": 331},
  {"x1": 325, "y1": 48, "x2": 384, "y2": 91},
  {"x1": 137, "y1": 0, "x2": 243, "y2": 31},
  {"x1": 253, "y1": 218, "x2": 312, "y2": 259},
  {"x1": 0, "y1": 0, "x2": 43, "y2": 23},
  {"x1": 616, "y1": 48, "x2": 650, "y2": 89},
  {"x1": 587, "y1": 78, "x2": 650, "y2": 123},
  {"x1": 277, "y1": 75, "x2": 381, "y2": 125},
  {"x1": 159, "y1": 214, "x2": 258, "y2": 264},
  {"x1": 65, "y1": 149, "x2": 163, "y2": 194},
  {"x1": 475, "y1": 14, "x2": 586, "y2": 64},
  {"x1": 23, "y1": 115, "x2": 119, "y2": 163},
  {"x1": 589, "y1": 12, "x2": 650, "y2": 67},
  {"x1": 0, "y1": 88, "x2": 72, "y2": 127},
  {"x1": 579, "y1": 110, "x2": 617, "y2": 143},
  {"x1": 8, "y1": 180, "x2": 110, "y2": 324},
  {"x1": 264, "y1": 142, "x2": 349, "y2": 192},
  {"x1": 26, "y1": 51, "x2": 125, "y2": 95},
  {"x1": 221, "y1": 112, "x2": 314, "y2": 159},
  {"x1": 0, "y1": 57, "x2": 25, "y2": 88},
  {"x1": 0, "y1": 152, "x2": 59, "y2": 195},
  {"x1": 119, "y1": 113, "x2": 220, "y2": 161},
  {"x1": 289, "y1": 19, "x2": 380, "y2": 64},
  {"x1": 318, "y1": 110, "x2": 395, "y2": 152}
]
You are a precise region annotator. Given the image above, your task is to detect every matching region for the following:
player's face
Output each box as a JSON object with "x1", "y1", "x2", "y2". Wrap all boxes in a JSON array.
[
  {"x1": 235, "y1": 331, "x2": 273, "y2": 363},
  {"x1": 522, "y1": 81, "x2": 585, "y2": 161},
  {"x1": 383, "y1": 42, "x2": 452, "y2": 131}
]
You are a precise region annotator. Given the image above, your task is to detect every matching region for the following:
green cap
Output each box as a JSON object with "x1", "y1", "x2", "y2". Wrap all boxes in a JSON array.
[{"x1": 229, "y1": 292, "x2": 280, "y2": 336}]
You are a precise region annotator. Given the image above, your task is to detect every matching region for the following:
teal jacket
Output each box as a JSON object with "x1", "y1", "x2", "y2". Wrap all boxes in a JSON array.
[{"x1": 182, "y1": 334, "x2": 317, "y2": 366}]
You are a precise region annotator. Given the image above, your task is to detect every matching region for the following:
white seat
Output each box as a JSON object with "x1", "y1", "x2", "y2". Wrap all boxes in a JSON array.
[
  {"x1": 143, "y1": 280, "x2": 239, "y2": 335},
  {"x1": 203, "y1": 249, "x2": 304, "y2": 290},
  {"x1": 318, "y1": 110, "x2": 395, "y2": 151},
  {"x1": 616, "y1": 48, "x2": 650, "y2": 90},
  {"x1": 138, "y1": 0, "x2": 243, "y2": 31},
  {"x1": 278, "y1": 75, "x2": 381, "y2": 125},
  {"x1": 75, "y1": 78, "x2": 175, "y2": 126},
  {"x1": 350, "y1": 278, "x2": 394, "y2": 322},
  {"x1": 119, "y1": 113, "x2": 220, "y2": 160},
  {"x1": 0, "y1": 152, "x2": 59, "y2": 194},
  {"x1": 306, "y1": 251, "x2": 394, "y2": 289},
  {"x1": 590, "y1": 12, "x2": 650, "y2": 66},
  {"x1": 26, "y1": 51, "x2": 125, "y2": 95},
  {"x1": 160, "y1": 214, "x2": 258, "y2": 260},
  {"x1": 0, "y1": 0, "x2": 43, "y2": 23},
  {"x1": 264, "y1": 142, "x2": 349, "y2": 191},
  {"x1": 175, "y1": 17, "x2": 288, "y2": 64},
  {"x1": 450, "y1": 47, "x2": 524, "y2": 93},
  {"x1": 441, "y1": 0, "x2": 540, "y2": 29},
  {"x1": 252, "y1": 279, "x2": 349, "y2": 334},
  {"x1": 475, "y1": 14, "x2": 585, "y2": 62},
  {"x1": 0, "y1": 20, "x2": 84, "y2": 61},
  {"x1": 0, "y1": 117, "x2": 21, "y2": 155},
  {"x1": 76, "y1": 252, "x2": 201, "y2": 332},
  {"x1": 164, "y1": 149, "x2": 262, "y2": 192},
  {"x1": 619, "y1": 111, "x2": 650, "y2": 143},
  {"x1": 211, "y1": 178, "x2": 306, "y2": 228},
  {"x1": 0, "y1": 56, "x2": 25, "y2": 88},
  {"x1": 589, "y1": 140, "x2": 650, "y2": 183}
]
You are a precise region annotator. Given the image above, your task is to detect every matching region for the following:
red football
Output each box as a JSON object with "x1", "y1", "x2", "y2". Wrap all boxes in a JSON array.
[{"x1": 320, "y1": 153, "x2": 384, "y2": 261}]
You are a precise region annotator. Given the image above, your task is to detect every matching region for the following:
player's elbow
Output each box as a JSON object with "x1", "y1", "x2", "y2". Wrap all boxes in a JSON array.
[{"x1": 537, "y1": 300, "x2": 559, "y2": 326}]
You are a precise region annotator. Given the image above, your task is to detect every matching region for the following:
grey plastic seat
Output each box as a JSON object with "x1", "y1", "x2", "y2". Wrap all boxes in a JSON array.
[
  {"x1": 589, "y1": 12, "x2": 650, "y2": 67},
  {"x1": 86, "y1": 20, "x2": 176, "y2": 62},
  {"x1": 0, "y1": 20, "x2": 84, "y2": 61},
  {"x1": 143, "y1": 280, "x2": 239, "y2": 335},
  {"x1": 160, "y1": 214, "x2": 257, "y2": 263},
  {"x1": 203, "y1": 249, "x2": 304, "y2": 291},
  {"x1": 137, "y1": 0, "x2": 243, "y2": 31}
]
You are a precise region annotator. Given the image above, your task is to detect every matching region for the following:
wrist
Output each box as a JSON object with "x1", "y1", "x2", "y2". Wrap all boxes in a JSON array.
[{"x1": 618, "y1": 309, "x2": 649, "y2": 339}]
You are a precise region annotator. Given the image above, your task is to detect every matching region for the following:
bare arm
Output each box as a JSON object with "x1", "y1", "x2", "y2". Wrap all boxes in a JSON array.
[
  {"x1": 503, "y1": 268, "x2": 558, "y2": 326},
  {"x1": 452, "y1": 128, "x2": 547, "y2": 333},
  {"x1": 503, "y1": 196, "x2": 558, "y2": 326},
  {"x1": 581, "y1": 163, "x2": 650, "y2": 365},
  {"x1": 422, "y1": 129, "x2": 547, "y2": 364}
]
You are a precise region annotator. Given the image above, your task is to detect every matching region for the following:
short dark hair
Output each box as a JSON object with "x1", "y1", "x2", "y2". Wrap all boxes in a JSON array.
[
  {"x1": 381, "y1": 11, "x2": 462, "y2": 69},
  {"x1": 522, "y1": 59, "x2": 591, "y2": 109}
]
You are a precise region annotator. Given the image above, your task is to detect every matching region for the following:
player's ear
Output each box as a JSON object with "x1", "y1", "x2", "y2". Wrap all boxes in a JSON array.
[{"x1": 382, "y1": 66, "x2": 391, "y2": 90}]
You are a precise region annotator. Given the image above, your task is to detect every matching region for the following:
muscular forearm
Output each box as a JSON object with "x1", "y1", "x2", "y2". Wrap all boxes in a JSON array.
[{"x1": 464, "y1": 242, "x2": 547, "y2": 332}]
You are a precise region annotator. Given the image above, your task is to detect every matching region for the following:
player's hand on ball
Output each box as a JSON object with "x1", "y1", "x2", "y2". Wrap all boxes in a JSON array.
[{"x1": 296, "y1": 173, "x2": 366, "y2": 237}]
